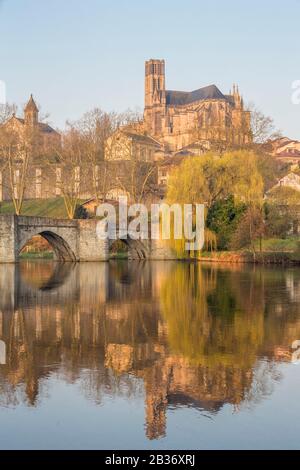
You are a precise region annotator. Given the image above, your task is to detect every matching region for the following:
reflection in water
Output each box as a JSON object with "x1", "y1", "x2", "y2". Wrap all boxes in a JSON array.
[{"x1": 1, "y1": 261, "x2": 300, "y2": 443}]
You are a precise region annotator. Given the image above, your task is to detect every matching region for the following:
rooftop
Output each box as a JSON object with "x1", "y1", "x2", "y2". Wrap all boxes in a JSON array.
[
  {"x1": 122, "y1": 130, "x2": 161, "y2": 147},
  {"x1": 24, "y1": 94, "x2": 39, "y2": 112},
  {"x1": 166, "y1": 84, "x2": 227, "y2": 106}
]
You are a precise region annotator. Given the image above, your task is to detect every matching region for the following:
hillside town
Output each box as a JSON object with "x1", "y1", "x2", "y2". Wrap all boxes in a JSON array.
[
  {"x1": 0, "y1": 60, "x2": 300, "y2": 258},
  {"x1": 1, "y1": 0, "x2": 300, "y2": 456}
]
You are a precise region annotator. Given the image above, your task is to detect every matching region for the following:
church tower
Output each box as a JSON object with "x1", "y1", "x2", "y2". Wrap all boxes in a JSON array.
[
  {"x1": 24, "y1": 94, "x2": 39, "y2": 127},
  {"x1": 145, "y1": 59, "x2": 166, "y2": 107},
  {"x1": 144, "y1": 59, "x2": 166, "y2": 136}
]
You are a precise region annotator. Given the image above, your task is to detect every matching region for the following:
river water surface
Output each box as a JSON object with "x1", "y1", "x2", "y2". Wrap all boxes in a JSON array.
[{"x1": 0, "y1": 260, "x2": 300, "y2": 449}]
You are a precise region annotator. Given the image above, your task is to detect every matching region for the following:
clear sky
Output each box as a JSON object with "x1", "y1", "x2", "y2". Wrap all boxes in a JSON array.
[{"x1": 0, "y1": 0, "x2": 299, "y2": 138}]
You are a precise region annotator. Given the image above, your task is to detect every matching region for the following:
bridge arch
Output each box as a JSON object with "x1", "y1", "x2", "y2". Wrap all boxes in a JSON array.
[
  {"x1": 19, "y1": 230, "x2": 77, "y2": 262},
  {"x1": 109, "y1": 237, "x2": 149, "y2": 260}
]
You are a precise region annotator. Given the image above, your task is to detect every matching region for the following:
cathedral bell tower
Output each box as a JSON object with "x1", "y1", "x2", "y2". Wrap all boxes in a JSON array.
[
  {"x1": 144, "y1": 59, "x2": 166, "y2": 136},
  {"x1": 24, "y1": 94, "x2": 39, "y2": 127}
]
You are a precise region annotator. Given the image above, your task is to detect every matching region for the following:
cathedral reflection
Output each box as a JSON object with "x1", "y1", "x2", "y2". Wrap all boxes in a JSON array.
[{"x1": 1, "y1": 261, "x2": 300, "y2": 440}]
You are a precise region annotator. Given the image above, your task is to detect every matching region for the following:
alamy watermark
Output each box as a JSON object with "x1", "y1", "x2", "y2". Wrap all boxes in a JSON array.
[
  {"x1": 291, "y1": 340, "x2": 300, "y2": 365},
  {"x1": 0, "y1": 80, "x2": 6, "y2": 105},
  {"x1": 96, "y1": 197, "x2": 205, "y2": 252},
  {"x1": 291, "y1": 80, "x2": 300, "y2": 105},
  {"x1": 0, "y1": 340, "x2": 6, "y2": 365}
]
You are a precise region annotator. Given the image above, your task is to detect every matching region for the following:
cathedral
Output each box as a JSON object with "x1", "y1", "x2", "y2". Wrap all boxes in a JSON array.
[{"x1": 143, "y1": 59, "x2": 252, "y2": 152}]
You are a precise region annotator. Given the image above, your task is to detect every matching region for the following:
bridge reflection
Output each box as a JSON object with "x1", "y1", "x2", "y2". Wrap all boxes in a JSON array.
[{"x1": 1, "y1": 261, "x2": 300, "y2": 439}]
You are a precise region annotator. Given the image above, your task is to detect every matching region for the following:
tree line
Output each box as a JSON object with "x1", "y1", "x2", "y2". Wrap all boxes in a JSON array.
[
  {"x1": 0, "y1": 105, "x2": 157, "y2": 218},
  {"x1": 167, "y1": 149, "x2": 300, "y2": 255},
  {"x1": 1, "y1": 98, "x2": 296, "y2": 255}
]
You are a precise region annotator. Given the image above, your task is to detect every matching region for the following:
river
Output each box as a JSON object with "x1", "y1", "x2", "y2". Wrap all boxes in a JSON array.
[{"x1": 0, "y1": 260, "x2": 300, "y2": 449}]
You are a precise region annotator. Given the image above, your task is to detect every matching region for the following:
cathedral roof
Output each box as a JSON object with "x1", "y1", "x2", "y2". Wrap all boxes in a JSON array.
[{"x1": 166, "y1": 84, "x2": 227, "y2": 106}]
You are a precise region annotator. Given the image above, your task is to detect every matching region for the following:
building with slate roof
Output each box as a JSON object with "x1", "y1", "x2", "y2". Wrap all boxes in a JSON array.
[
  {"x1": 3, "y1": 94, "x2": 60, "y2": 149},
  {"x1": 105, "y1": 127, "x2": 162, "y2": 161},
  {"x1": 144, "y1": 59, "x2": 252, "y2": 152}
]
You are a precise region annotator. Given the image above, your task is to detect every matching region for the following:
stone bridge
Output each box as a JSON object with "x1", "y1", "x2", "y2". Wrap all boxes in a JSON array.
[{"x1": 0, "y1": 215, "x2": 176, "y2": 263}]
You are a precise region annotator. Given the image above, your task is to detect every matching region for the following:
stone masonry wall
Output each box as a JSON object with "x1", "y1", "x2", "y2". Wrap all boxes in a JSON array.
[{"x1": 0, "y1": 215, "x2": 17, "y2": 263}]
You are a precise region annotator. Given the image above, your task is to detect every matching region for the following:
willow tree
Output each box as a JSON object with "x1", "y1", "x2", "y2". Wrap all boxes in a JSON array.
[{"x1": 166, "y1": 150, "x2": 264, "y2": 254}]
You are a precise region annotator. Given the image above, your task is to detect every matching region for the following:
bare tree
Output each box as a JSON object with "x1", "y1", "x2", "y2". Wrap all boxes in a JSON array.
[
  {"x1": 67, "y1": 108, "x2": 143, "y2": 204},
  {"x1": 0, "y1": 103, "x2": 17, "y2": 125},
  {"x1": 114, "y1": 159, "x2": 157, "y2": 204},
  {"x1": 68, "y1": 108, "x2": 119, "y2": 202},
  {"x1": 0, "y1": 125, "x2": 41, "y2": 215},
  {"x1": 247, "y1": 103, "x2": 282, "y2": 144},
  {"x1": 46, "y1": 126, "x2": 86, "y2": 219}
]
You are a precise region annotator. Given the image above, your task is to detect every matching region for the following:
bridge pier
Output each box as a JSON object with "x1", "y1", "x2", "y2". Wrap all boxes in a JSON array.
[
  {"x1": 78, "y1": 219, "x2": 109, "y2": 261},
  {"x1": 0, "y1": 215, "x2": 18, "y2": 263}
]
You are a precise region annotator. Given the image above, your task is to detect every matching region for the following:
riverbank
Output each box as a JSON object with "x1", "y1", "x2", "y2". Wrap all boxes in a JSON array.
[
  {"x1": 19, "y1": 251, "x2": 54, "y2": 260},
  {"x1": 199, "y1": 251, "x2": 300, "y2": 265}
]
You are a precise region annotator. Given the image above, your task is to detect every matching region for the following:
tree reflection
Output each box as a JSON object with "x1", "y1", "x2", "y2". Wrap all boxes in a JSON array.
[{"x1": 0, "y1": 261, "x2": 300, "y2": 440}]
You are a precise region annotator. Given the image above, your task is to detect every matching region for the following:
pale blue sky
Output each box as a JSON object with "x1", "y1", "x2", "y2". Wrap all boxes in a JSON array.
[{"x1": 0, "y1": 0, "x2": 299, "y2": 138}]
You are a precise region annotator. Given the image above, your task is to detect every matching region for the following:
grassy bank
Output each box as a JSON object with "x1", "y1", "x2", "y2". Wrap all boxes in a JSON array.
[
  {"x1": 199, "y1": 237, "x2": 300, "y2": 265},
  {"x1": 19, "y1": 251, "x2": 54, "y2": 260},
  {"x1": 109, "y1": 252, "x2": 129, "y2": 260},
  {"x1": 0, "y1": 198, "x2": 86, "y2": 219},
  {"x1": 254, "y1": 237, "x2": 299, "y2": 252},
  {"x1": 200, "y1": 250, "x2": 300, "y2": 265}
]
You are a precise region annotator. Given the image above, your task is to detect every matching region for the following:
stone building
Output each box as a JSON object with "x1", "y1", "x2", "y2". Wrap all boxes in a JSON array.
[
  {"x1": 270, "y1": 172, "x2": 300, "y2": 193},
  {"x1": 3, "y1": 94, "x2": 60, "y2": 149},
  {"x1": 157, "y1": 155, "x2": 184, "y2": 187},
  {"x1": 105, "y1": 128, "x2": 162, "y2": 161},
  {"x1": 265, "y1": 137, "x2": 300, "y2": 165},
  {"x1": 0, "y1": 62, "x2": 253, "y2": 205},
  {"x1": 143, "y1": 59, "x2": 252, "y2": 152},
  {"x1": 0, "y1": 95, "x2": 62, "y2": 202}
]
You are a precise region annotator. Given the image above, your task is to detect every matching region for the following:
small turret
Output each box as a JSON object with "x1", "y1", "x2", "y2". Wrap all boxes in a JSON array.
[
  {"x1": 232, "y1": 83, "x2": 242, "y2": 109},
  {"x1": 24, "y1": 94, "x2": 39, "y2": 126}
]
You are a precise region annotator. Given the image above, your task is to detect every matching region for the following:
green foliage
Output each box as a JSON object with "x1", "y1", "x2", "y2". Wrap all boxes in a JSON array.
[
  {"x1": 159, "y1": 263, "x2": 300, "y2": 371},
  {"x1": 0, "y1": 198, "x2": 69, "y2": 218},
  {"x1": 166, "y1": 150, "x2": 265, "y2": 252},
  {"x1": 254, "y1": 237, "x2": 299, "y2": 252},
  {"x1": 267, "y1": 185, "x2": 300, "y2": 236},
  {"x1": 167, "y1": 150, "x2": 264, "y2": 208},
  {"x1": 206, "y1": 196, "x2": 246, "y2": 250},
  {"x1": 256, "y1": 152, "x2": 284, "y2": 193},
  {"x1": 264, "y1": 202, "x2": 293, "y2": 238},
  {"x1": 19, "y1": 251, "x2": 54, "y2": 259},
  {"x1": 230, "y1": 206, "x2": 265, "y2": 251}
]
